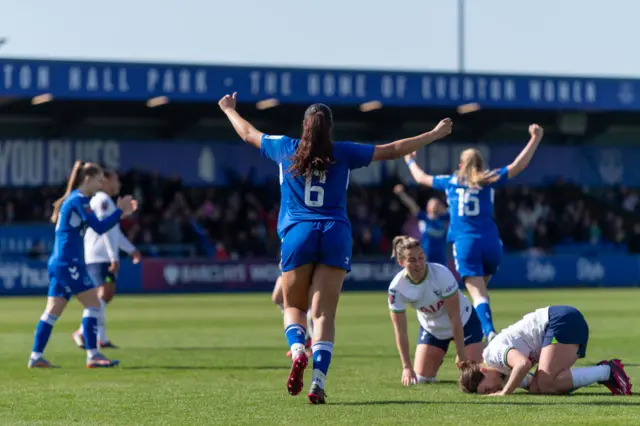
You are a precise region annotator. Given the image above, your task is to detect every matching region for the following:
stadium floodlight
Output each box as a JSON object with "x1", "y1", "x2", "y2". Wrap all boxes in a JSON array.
[
  {"x1": 359, "y1": 101, "x2": 382, "y2": 112},
  {"x1": 146, "y1": 96, "x2": 168, "y2": 108},
  {"x1": 256, "y1": 98, "x2": 279, "y2": 110},
  {"x1": 31, "y1": 93, "x2": 53, "y2": 105}
]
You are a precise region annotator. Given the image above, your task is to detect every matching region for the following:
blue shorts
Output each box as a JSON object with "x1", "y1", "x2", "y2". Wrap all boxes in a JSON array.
[
  {"x1": 48, "y1": 264, "x2": 96, "y2": 300},
  {"x1": 417, "y1": 307, "x2": 484, "y2": 353},
  {"x1": 542, "y1": 305, "x2": 589, "y2": 358},
  {"x1": 453, "y1": 237, "x2": 502, "y2": 278},
  {"x1": 87, "y1": 262, "x2": 117, "y2": 286},
  {"x1": 280, "y1": 220, "x2": 352, "y2": 272}
]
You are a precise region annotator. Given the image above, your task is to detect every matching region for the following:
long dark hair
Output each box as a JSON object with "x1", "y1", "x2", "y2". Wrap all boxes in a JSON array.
[
  {"x1": 287, "y1": 103, "x2": 335, "y2": 178},
  {"x1": 50, "y1": 161, "x2": 103, "y2": 223}
]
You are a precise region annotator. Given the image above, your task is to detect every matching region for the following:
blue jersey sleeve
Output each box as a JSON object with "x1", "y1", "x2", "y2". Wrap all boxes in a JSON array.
[
  {"x1": 335, "y1": 142, "x2": 374, "y2": 170},
  {"x1": 488, "y1": 167, "x2": 510, "y2": 188},
  {"x1": 431, "y1": 175, "x2": 451, "y2": 192},
  {"x1": 73, "y1": 196, "x2": 123, "y2": 234},
  {"x1": 260, "y1": 134, "x2": 289, "y2": 163},
  {"x1": 416, "y1": 210, "x2": 428, "y2": 221}
]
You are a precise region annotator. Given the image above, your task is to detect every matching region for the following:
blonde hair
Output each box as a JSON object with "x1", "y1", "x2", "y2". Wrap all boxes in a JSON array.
[
  {"x1": 458, "y1": 361, "x2": 484, "y2": 393},
  {"x1": 50, "y1": 161, "x2": 103, "y2": 223},
  {"x1": 391, "y1": 235, "x2": 421, "y2": 262},
  {"x1": 457, "y1": 148, "x2": 500, "y2": 188}
]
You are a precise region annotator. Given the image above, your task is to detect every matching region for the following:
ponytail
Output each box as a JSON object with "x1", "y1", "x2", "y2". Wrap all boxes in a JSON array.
[
  {"x1": 50, "y1": 161, "x2": 103, "y2": 223},
  {"x1": 457, "y1": 148, "x2": 500, "y2": 188},
  {"x1": 288, "y1": 108, "x2": 334, "y2": 179},
  {"x1": 51, "y1": 161, "x2": 84, "y2": 223}
]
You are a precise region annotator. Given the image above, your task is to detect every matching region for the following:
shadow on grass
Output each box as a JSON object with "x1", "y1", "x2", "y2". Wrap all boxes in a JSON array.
[
  {"x1": 124, "y1": 365, "x2": 288, "y2": 371},
  {"x1": 333, "y1": 398, "x2": 640, "y2": 407}
]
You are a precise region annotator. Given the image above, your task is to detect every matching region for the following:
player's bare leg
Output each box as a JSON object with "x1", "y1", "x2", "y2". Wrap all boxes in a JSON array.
[
  {"x1": 413, "y1": 344, "x2": 445, "y2": 383},
  {"x1": 282, "y1": 264, "x2": 314, "y2": 396},
  {"x1": 307, "y1": 264, "x2": 347, "y2": 404},
  {"x1": 465, "y1": 276, "x2": 496, "y2": 342}
]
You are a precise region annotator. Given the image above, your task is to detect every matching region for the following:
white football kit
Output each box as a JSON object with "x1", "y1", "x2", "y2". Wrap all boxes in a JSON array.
[
  {"x1": 483, "y1": 307, "x2": 550, "y2": 374},
  {"x1": 388, "y1": 263, "x2": 472, "y2": 340},
  {"x1": 84, "y1": 191, "x2": 136, "y2": 264}
]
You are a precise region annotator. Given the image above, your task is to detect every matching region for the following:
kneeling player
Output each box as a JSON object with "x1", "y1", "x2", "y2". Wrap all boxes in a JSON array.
[
  {"x1": 459, "y1": 305, "x2": 632, "y2": 395},
  {"x1": 272, "y1": 261, "x2": 312, "y2": 357},
  {"x1": 388, "y1": 236, "x2": 484, "y2": 386}
]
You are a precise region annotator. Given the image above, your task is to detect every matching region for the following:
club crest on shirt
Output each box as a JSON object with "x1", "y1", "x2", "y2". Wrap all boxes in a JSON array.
[{"x1": 102, "y1": 200, "x2": 109, "y2": 211}]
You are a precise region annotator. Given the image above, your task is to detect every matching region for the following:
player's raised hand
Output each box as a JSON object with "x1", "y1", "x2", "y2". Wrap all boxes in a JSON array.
[
  {"x1": 393, "y1": 184, "x2": 405, "y2": 194},
  {"x1": 219, "y1": 92, "x2": 237, "y2": 112},
  {"x1": 432, "y1": 118, "x2": 453, "y2": 139},
  {"x1": 529, "y1": 124, "x2": 543, "y2": 139},
  {"x1": 401, "y1": 367, "x2": 418, "y2": 387},
  {"x1": 404, "y1": 151, "x2": 417, "y2": 164},
  {"x1": 116, "y1": 195, "x2": 138, "y2": 217}
]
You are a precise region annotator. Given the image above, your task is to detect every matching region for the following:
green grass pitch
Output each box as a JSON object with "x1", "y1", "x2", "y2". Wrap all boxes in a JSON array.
[{"x1": 0, "y1": 289, "x2": 638, "y2": 425}]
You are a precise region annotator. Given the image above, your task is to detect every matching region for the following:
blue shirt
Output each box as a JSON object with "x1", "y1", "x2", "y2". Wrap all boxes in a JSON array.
[
  {"x1": 432, "y1": 167, "x2": 509, "y2": 242},
  {"x1": 260, "y1": 135, "x2": 375, "y2": 237},
  {"x1": 416, "y1": 211, "x2": 448, "y2": 258},
  {"x1": 49, "y1": 190, "x2": 123, "y2": 267}
]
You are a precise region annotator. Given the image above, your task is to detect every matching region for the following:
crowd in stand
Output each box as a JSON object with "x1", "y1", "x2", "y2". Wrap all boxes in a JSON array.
[{"x1": 2, "y1": 170, "x2": 640, "y2": 258}]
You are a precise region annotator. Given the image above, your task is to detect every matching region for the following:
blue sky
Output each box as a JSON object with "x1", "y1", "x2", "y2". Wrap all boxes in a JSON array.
[{"x1": 1, "y1": 0, "x2": 637, "y2": 77}]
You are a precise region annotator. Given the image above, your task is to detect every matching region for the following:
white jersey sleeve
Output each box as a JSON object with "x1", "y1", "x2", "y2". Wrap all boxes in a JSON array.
[
  {"x1": 388, "y1": 274, "x2": 408, "y2": 313},
  {"x1": 483, "y1": 337, "x2": 513, "y2": 374},
  {"x1": 432, "y1": 266, "x2": 459, "y2": 300},
  {"x1": 84, "y1": 192, "x2": 119, "y2": 263},
  {"x1": 117, "y1": 227, "x2": 136, "y2": 255}
]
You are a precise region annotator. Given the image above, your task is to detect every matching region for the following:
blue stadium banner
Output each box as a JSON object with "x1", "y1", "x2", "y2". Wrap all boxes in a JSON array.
[
  {"x1": 0, "y1": 260, "x2": 142, "y2": 295},
  {"x1": 0, "y1": 224, "x2": 54, "y2": 255},
  {"x1": 0, "y1": 138, "x2": 638, "y2": 188},
  {"x1": 1, "y1": 58, "x2": 640, "y2": 110},
  {"x1": 1, "y1": 255, "x2": 638, "y2": 296}
]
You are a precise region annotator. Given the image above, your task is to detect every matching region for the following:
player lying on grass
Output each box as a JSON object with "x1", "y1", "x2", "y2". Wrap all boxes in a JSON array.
[
  {"x1": 388, "y1": 236, "x2": 484, "y2": 386},
  {"x1": 458, "y1": 305, "x2": 632, "y2": 396}
]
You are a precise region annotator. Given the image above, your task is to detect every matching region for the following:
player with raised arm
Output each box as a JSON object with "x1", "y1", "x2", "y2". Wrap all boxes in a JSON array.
[
  {"x1": 28, "y1": 161, "x2": 137, "y2": 369},
  {"x1": 388, "y1": 236, "x2": 483, "y2": 386},
  {"x1": 458, "y1": 305, "x2": 632, "y2": 396},
  {"x1": 219, "y1": 92, "x2": 452, "y2": 403},
  {"x1": 393, "y1": 184, "x2": 448, "y2": 265},
  {"x1": 73, "y1": 169, "x2": 142, "y2": 350},
  {"x1": 404, "y1": 124, "x2": 544, "y2": 342}
]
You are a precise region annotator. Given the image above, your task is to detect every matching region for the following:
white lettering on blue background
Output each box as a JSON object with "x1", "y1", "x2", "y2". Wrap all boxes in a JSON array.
[
  {"x1": 307, "y1": 73, "x2": 367, "y2": 98},
  {"x1": 68, "y1": 67, "x2": 130, "y2": 92},
  {"x1": 146, "y1": 68, "x2": 207, "y2": 94},
  {"x1": 2, "y1": 64, "x2": 50, "y2": 90},
  {"x1": 529, "y1": 79, "x2": 597, "y2": 104},
  {"x1": 422, "y1": 76, "x2": 517, "y2": 102},
  {"x1": 0, "y1": 140, "x2": 120, "y2": 186}
]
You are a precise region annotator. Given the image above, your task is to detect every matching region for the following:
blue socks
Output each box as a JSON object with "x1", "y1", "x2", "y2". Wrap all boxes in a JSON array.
[
  {"x1": 474, "y1": 297, "x2": 496, "y2": 338},
  {"x1": 83, "y1": 308, "x2": 100, "y2": 357},
  {"x1": 311, "y1": 341, "x2": 333, "y2": 390},
  {"x1": 285, "y1": 324, "x2": 307, "y2": 357},
  {"x1": 31, "y1": 313, "x2": 58, "y2": 359}
]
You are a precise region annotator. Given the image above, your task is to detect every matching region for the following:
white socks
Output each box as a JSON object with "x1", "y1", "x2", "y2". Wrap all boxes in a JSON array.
[
  {"x1": 79, "y1": 299, "x2": 107, "y2": 342},
  {"x1": 97, "y1": 299, "x2": 107, "y2": 342},
  {"x1": 520, "y1": 372, "x2": 534, "y2": 389},
  {"x1": 417, "y1": 375, "x2": 436, "y2": 384},
  {"x1": 571, "y1": 365, "x2": 611, "y2": 389}
]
